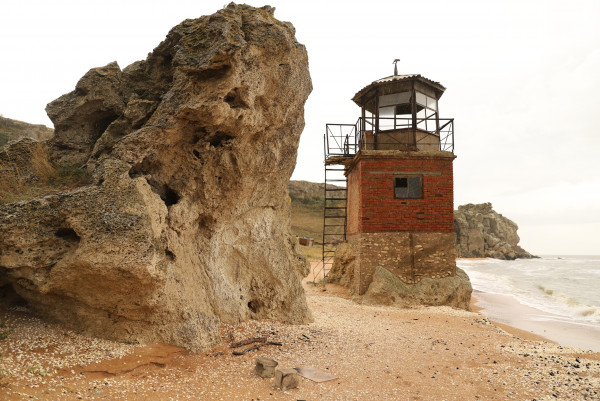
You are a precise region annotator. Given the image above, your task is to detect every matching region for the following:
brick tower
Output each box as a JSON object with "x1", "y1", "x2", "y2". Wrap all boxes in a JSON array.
[{"x1": 323, "y1": 67, "x2": 456, "y2": 295}]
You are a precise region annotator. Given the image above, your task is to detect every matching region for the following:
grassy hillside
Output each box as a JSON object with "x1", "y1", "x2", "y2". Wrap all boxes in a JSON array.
[
  {"x1": 0, "y1": 116, "x2": 53, "y2": 146},
  {"x1": 289, "y1": 180, "x2": 325, "y2": 238},
  {"x1": 288, "y1": 180, "x2": 326, "y2": 260},
  {"x1": 288, "y1": 180, "x2": 346, "y2": 260}
]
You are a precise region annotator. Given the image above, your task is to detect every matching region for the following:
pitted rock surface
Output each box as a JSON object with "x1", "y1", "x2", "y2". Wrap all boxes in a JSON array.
[{"x1": 0, "y1": 3, "x2": 312, "y2": 351}]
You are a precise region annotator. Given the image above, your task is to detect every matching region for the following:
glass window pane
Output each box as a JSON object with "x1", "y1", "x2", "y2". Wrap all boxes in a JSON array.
[
  {"x1": 395, "y1": 176, "x2": 422, "y2": 198},
  {"x1": 427, "y1": 96, "x2": 437, "y2": 110},
  {"x1": 394, "y1": 177, "x2": 408, "y2": 198},
  {"x1": 379, "y1": 106, "x2": 394, "y2": 130},
  {"x1": 379, "y1": 92, "x2": 411, "y2": 107},
  {"x1": 408, "y1": 177, "x2": 422, "y2": 198},
  {"x1": 379, "y1": 106, "x2": 394, "y2": 117},
  {"x1": 395, "y1": 103, "x2": 412, "y2": 116},
  {"x1": 416, "y1": 92, "x2": 427, "y2": 106},
  {"x1": 395, "y1": 186, "x2": 408, "y2": 198}
]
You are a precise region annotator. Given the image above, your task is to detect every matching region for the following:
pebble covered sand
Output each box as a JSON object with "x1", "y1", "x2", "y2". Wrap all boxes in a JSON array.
[{"x1": 1, "y1": 282, "x2": 599, "y2": 400}]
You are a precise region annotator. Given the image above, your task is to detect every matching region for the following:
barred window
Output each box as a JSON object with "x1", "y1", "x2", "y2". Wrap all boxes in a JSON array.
[{"x1": 394, "y1": 176, "x2": 422, "y2": 199}]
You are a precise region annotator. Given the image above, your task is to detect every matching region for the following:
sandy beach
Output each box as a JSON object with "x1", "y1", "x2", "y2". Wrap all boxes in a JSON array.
[{"x1": 1, "y1": 265, "x2": 599, "y2": 400}]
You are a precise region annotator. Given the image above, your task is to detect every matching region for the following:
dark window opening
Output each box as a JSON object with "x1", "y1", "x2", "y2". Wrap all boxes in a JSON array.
[{"x1": 394, "y1": 176, "x2": 422, "y2": 199}]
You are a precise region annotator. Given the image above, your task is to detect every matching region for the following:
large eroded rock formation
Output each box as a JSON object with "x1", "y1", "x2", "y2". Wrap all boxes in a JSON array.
[
  {"x1": 0, "y1": 3, "x2": 313, "y2": 351},
  {"x1": 454, "y1": 203, "x2": 535, "y2": 260}
]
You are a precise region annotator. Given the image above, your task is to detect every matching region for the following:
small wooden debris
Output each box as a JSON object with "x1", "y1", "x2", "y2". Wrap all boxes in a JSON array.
[
  {"x1": 232, "y1": 341, "x2": 282, "y2": 356},
  {"x1": 229, "y1": 336, "x2": 266, "y2": 348}
]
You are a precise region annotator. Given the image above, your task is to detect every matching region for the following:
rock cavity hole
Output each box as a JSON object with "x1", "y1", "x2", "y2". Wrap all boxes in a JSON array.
[
  {"x1": 160, "y1": 185, "x2": 180, "y2": 206},
  {"x1": 55, "y1": 228, "x2": 80, "y2": 243},
  {"x1": 0, "y1": 283, "x2": 27, "y2": 308},
  {"x1": 224, "y1": 88, "x2": 249, "y2": 109},
  {"x1": 247, "y1": 300, "x2": 263, "y2": 314},
  {"x1": 165, "y1": 249, "x2": 176, "y2": 261},
  {"x1": 209, "y1": 132, "x2": 233, "y2": 147}
]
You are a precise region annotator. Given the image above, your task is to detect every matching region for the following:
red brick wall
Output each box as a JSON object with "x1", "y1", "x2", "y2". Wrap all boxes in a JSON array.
[{"x1": 347, "y1": 153, "x2": 454, "y2": 234}]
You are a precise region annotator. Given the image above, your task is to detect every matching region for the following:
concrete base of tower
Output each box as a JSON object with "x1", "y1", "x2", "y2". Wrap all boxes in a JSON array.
[{"x1": 328, "y1": 232, "x2": 472, "y2": 310}]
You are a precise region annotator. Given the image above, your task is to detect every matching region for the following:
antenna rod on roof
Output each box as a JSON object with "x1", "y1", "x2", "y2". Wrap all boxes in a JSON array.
[{"x1": 393, "y1": 59, "x2": 400, "y2": 76}]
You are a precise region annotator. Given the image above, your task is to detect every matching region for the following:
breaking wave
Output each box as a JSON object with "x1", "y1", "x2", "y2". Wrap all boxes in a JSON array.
[
  {"x1": 538, "y1": 285, "x2": 600, "y2": 320},
  {"x1": 459, "y1": 256, "x2": 600, "y2": 325}
]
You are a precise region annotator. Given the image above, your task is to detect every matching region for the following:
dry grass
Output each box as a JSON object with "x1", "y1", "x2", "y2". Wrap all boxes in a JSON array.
[
  {"x1": 0, "y1": 142, "x2": 88, "y2": 204},
  {"x1": 29, "y1": 143, "x2": 57, "y2": 183},
  {"x1": 297, "y1": 244, "x2": 322, "y2": 261}
]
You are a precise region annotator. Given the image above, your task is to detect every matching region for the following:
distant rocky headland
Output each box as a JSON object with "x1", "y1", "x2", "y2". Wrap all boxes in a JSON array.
[{"x1": 454, "y1": 202, "x2": 535, "y2": 260}]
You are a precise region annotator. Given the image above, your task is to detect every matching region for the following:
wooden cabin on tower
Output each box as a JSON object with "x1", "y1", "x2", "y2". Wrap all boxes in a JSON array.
[{"x1": 322, "y1": 64, "x2": 456, "y2": 294}]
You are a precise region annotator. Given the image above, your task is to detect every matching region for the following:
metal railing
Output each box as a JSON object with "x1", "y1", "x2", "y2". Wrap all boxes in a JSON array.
[
  {"x1": 324, "y1": 121, "x2": 360, "y2": 157},
  {"x1": 325, "y1": 117, "x2": 454, "y2": 158}
]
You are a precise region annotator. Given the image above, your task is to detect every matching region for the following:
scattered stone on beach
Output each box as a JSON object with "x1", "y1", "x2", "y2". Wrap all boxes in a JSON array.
[
  {"x1": 454, "y1": 202, "x2": 535, "y2": 259},
  {"x1": 0, "y1": 3, "x2": 312, "y2": 351},
  {"x1": 255, "y1": 357, "x2": 278, "y2": 378},
  {"x1": 274, "y1": 368, "x2": 299, "y2": 390},
  {"x1": 1, "y1": 283, "x2": 599, "y2": 400}
]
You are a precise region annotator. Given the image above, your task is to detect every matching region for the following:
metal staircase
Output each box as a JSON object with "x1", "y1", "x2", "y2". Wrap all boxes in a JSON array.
[
  {"x1": 314, "y1": 122, "x2": 359, "y2": 280},
  {"x1": 320, "y1": 165, "x2": 347, "y2": 278}
]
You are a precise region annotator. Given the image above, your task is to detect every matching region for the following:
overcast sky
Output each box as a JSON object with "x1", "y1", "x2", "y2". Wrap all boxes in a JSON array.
[{"x1": 1, "y1": 0, "x2": 598, "y2": 255}]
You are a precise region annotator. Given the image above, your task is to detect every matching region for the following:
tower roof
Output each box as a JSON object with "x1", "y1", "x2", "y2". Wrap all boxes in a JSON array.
[{"x1": 351, "y1": 74, "x2": 446, "y2": 109}]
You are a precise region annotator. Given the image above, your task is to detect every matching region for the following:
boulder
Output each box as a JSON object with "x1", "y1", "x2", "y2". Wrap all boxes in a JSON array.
[
  {"x1": 454, "y1": 202, "x2": 535, "y2": 259},
  {"x1": 0, "y1": 3, "x2": 312, "y2": 351},
  {"x1": 329, "y1": 244, "x2": 472, "y2": 311},
  {"x1": 327, "y1": 242, "x2": 355, "y2": 288},
  {"x1": 362, "y1": 266, "x2": 472, "y2": 310}
]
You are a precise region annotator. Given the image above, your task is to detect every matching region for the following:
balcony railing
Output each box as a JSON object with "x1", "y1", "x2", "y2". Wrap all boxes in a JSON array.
[{"x1": 325, "y1": 117, "x2": 454, "y2": 160}]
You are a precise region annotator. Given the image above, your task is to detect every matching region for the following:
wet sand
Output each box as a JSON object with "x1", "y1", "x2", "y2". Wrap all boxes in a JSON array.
[{"x1": 473, "y1": 291, "x2": 600, "y2": 352}]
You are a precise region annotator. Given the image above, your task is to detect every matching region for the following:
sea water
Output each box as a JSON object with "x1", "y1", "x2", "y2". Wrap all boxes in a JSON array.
[{"x1": 457, "y1": 256, "x2": 600, "y2": 327}]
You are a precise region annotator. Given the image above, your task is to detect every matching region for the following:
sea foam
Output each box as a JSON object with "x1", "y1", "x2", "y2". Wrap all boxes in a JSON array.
[{"x1": 458, "y1": 256, "x2": 600, "y2": 325}]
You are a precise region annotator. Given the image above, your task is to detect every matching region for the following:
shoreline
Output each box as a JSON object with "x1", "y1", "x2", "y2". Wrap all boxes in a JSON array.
[
  {"x1": 471, "y1": 290, "x2": 600, "y2": 352},
  {"x1": 313, "y1": 258, "x2": 600, "y2": 352}
]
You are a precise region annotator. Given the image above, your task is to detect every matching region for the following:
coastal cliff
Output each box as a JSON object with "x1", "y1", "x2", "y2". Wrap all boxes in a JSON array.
[{"x1": 454, "y1": 202, "x2": 535, "y2": 260}]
